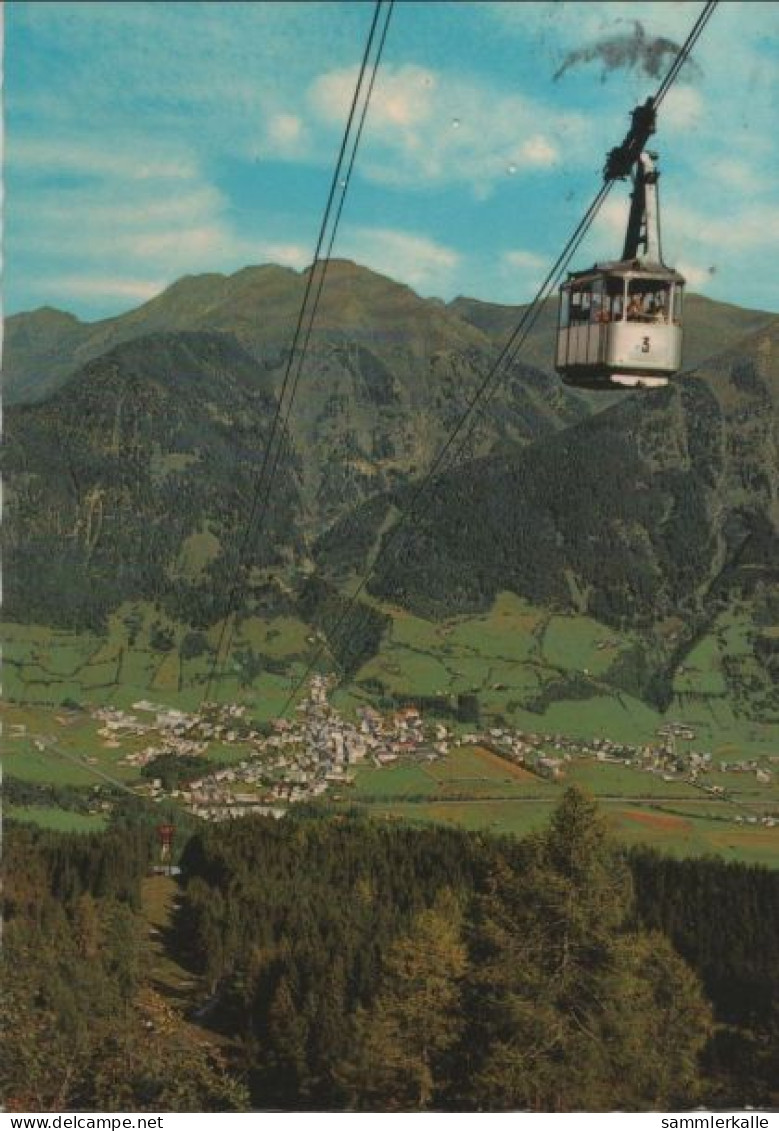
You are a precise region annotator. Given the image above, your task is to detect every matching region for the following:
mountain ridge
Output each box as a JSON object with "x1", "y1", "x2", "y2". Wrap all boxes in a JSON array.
[
  {"x1": 313, "y1": 317, "x2": 779, "y2": 709},
  {"x1": 4, "y1": 262, "x2": 779, "y2": 719},
  {"x1": 7, "y1": 259, "x2": 777, "y2": 404},
  {"x1": 6, "y1": 261, "x2": 593, "y2": 534}
]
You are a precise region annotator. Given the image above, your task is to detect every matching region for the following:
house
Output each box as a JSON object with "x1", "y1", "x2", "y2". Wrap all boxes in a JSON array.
[{"x1": 537, "y1": 756, "x2": 563, "y2": 780}]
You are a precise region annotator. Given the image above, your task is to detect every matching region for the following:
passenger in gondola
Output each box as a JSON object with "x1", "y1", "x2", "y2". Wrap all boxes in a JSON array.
[
  {"x1": 592, "y1": 294, "x2": 609, "y2": 323},
  {"x1": 627, "y1": 295, "x2": 642, "y2": 320}
]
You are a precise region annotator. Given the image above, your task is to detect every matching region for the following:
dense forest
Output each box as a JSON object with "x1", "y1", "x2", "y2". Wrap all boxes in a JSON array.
[
  {"x1": 1, "y1": 818, "x2": 246, "y2": 1112},
  {"x1": 316, "y1": 371, "x2": 779, "y2": 634},
  {"x1": 4, "y1": 286, "x2": 778, "y2": 724},
  {"x1": 2, "y1": 332, "x2": 303, "y2": 633},
  {"x1": 4, "y1": 793, "x2": 779, "y2": 1112}
]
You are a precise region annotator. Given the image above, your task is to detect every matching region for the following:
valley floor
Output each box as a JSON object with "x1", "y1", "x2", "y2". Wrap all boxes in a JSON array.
[
  {"x1": 4, "y1": 683, "x2": 779, "y2": 868},
  {"x1": 5, "y1": 592, "x2": 779, "y2": 866}
]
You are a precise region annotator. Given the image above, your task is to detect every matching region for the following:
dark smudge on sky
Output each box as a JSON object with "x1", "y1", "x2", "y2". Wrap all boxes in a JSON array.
[{"x1": 554, "y1": 20, "x2": 703, "y2": 83}]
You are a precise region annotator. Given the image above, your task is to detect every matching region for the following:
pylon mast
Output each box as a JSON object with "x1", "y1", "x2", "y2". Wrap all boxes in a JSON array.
[{"x1": 622, "y1": 152, "x2": 663, "y2": 264}]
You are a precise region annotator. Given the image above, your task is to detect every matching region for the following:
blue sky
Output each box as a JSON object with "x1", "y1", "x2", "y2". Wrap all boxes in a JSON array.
[{"x1": 6, "y1": 1, "x2": 779, "y2": 320}]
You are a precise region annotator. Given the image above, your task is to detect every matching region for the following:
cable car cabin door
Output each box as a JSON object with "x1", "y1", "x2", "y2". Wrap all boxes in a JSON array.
[
  {"x1": 557, "y1": 274, "x2": 683, "y2": 389},
  {"x1": 606, "y1": 276, "x2": 682, "y2": 382},
  {"x1": 556, "y1": 278, "x2": 610, "y2": 374}
]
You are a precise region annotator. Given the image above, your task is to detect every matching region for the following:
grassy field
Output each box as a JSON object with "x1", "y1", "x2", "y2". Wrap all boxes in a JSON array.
[
  {"x1": 673, "y1": 634, "x2": 728, "y2": 695},
  {"x1": 359, "y1": 798, "x2": 556, "y2": 838},
  {"x1": 5, "y1": 739, "x2": 111, "y2": 786},
  {"x1": 602, "y1": 803, "x2": 779, "y2": 869},
  {"x1": 341, "y1": 745, "x2": 779, "y2": 866},
  {"x1": 563, "y1": 759, "x2": 703, "y2": 798},
  {"x1": 355, "y1": 594, "x2": 647, "y2": 725},
  {"x1": 347, "y1": 789, "x2": 779, "y2": 864},
  {"x1": 6, "y1": 595, "x2": 777, "y2": 758},
  {"x1": 345, "y1": 791, "x2": 779, "y2": 865},
  {"x1": 3, "y1": 609, "x2": 315, "y2": 713},
  {"x1": 425, "y1": 746, "x2": 556, "y2": 799},
  {"x1": 352, "y1": 763, "x2": 439, "y2": 799},
  {"x1": 5, "y1": 805, "x2": 108, "y2": 832},
  {"x1": 670, "y1": 606, "x2": 777, "y2": 725},
  {"x1": 355, "y1": 595, "x2": 779, "y2": 760},
  {"x1": 6, "y1": 591, "x2": 779, "y2": 867},
  {"x1": 141, "y1": 875, "x2": 196, "y2": 1000},
  {"x1": 352, "y1": 746, "x2": 557, "y2": 803},
  {"x1": 540, "y1": 613, "x2": 624, "y2": 678}
]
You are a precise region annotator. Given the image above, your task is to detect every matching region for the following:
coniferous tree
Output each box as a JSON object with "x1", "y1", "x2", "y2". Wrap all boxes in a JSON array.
[
  {"x1": 340, "y1": 889, "x2": 467, "y2": 1111},
  {"x1": 455, "y1": 789, "x2": 711, "y2": 1111}
]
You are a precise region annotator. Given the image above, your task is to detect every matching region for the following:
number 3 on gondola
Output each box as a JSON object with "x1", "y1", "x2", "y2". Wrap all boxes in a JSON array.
[{"x1": 556, "y1": 104, "x2": 685, "y2": 392}]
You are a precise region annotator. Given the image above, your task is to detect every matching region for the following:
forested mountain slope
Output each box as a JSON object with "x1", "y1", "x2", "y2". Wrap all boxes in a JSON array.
[
  {"x1": 450, "y1": 292, "x2": 776, "y2": 379},
  {"x1": 5, "y1": 262, "x2": 589, "y2": 529},
  {"x1": 5, "y1": 263, "x2": 778, "y2": 716},
  {"x1": 315, "y1": 317, "x2": 779, "y2": 707},
  {"x1": 3, "y1": 331, "x2": 304, "y2": 631}
]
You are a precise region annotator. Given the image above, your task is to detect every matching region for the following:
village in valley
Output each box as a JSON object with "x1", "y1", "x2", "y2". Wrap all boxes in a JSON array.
[{"x1": 10, "y1": 675, "x2": 776, "y2": 832}]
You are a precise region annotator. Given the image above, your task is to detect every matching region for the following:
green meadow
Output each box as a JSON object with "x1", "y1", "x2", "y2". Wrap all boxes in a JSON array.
[
  {"x1": 6, "y1": 590, "x2": 779, "y2": 866},
  {"x1": 5, "y1": 806, "x2": 109, "y2": 833},
  {"x1": 3, "y1": 605, "x2": 317, "y2": 713}
]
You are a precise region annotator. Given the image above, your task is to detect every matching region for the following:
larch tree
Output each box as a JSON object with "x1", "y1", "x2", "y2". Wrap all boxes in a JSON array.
[
  {"x1": 457, "y1": 788, "x2": 712, "y2": 1111},
  {"x1": 340, "y1": 888, "x2": 467, "y2": 1111}
]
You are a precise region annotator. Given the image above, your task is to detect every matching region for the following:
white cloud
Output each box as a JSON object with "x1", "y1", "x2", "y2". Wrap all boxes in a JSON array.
[
  {"x1": 8, "y1": 0, "x2": 779, "y2": 317},
  {"x1": 503, "y1": 249, "x2": 548, "y2": 272},
  {"x1": 519, "y1": 135, "x2": 560, "y2": 168},
  {"x1": 20, "y1": 186, "x2": 225, "y2": 230},
  {"x1": 336, "y1": 226, "x2": 460, "y2": 292},
  {"x1": 15, "y1": 171, "x2": 233, "y2": 270},
  {"x1": 265, "y1": 113, "x2": 307, "y2": 157},
  {"x1": 11, "y1": 138, "x2": 272, "y2": 310},
  {"x1": 583, "y1": 190, "x2": 779, "y2": 299},
  {"x1": 255, "y1": 241, "x2": 310, "y2": 269},
  {"x1": 485, "y1": 2, "x2": 723, "y2": 59},
  {"x1": 130, "y1": 226, "x2": 228, "y2": 260},
  {"x1": 10, "y1": 137, "x2": 196, "y2": 181},
  {"x1": 43, "y1": 275, "x2": 166, "y2": 302},
  {"x1": 8, "y1": 2, "x2": 368, "y2": 166},
  {"x1": 589, "y1": 194, "x2": 631, "y2": 255},
  {"x1": 311, "y1": 64, "x2": 436, "y2": 130},
  {"x1": 708, "y1": 158, "x2": 769, "y2": 194},
  {"x1": 308, "y1": 62, "x2": 590, "y2": 190},
  {"x1": 666, "y1": 203, "x2": 779, "y2": 253},
  {"x1": 497, "y1": 248, "x2": 551, "y2": 296}
]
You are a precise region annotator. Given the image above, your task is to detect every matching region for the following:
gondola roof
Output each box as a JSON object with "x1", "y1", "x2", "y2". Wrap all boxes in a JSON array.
[{"x1": 564, "y1": 259, "x2": 685, "y2": 284}]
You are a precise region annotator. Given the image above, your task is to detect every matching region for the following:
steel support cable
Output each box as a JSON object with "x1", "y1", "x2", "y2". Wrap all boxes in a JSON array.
[
  {"x1": 278, "y1": 180, "x2": 615, "y2": 712},
  {"x1": 654, "y1": 1, "x2": 718, "y2": 107},
  {"x1": 467, "y1": 3, "x2": 719, "y2": 458},
  {"x1": 277, "y1": 0, "x2": 719, "y2": 718},
  {"x1": 213, "y1": 1, "x2": 395, "y2": 697},
  {"x1": 255, "y1": 1, "x2": 395, "y2": 543},
  {"x1": 307, "y1": 184, "x2": 614, "y2": 663},
  {"x1": 203, "y1": 0, "x2": 392, "y2": 704},
  {"x1": 460, "y1": 186, "x2": 617, "y2": 453},
  {"x1": 255, "y1": 2, "x2": 396, "y2": 630},
  {"x1": 205, "y1": 1, "x2": 394, "y2": 704}
]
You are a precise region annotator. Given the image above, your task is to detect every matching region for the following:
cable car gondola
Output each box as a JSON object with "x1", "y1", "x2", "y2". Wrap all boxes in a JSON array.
[{"x1": 556, "y1": 149, "x2": 685, "y2": 390}]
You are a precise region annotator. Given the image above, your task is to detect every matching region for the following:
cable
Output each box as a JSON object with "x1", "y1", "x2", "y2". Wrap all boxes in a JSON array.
[
  {"x1": 204, "y1": 0, "x2": 386, "y2": 700},
  {"x1": 278, "y1": 179, "x2": 613, "y2": 709},
  {"x1": 276, "y1": 0, "x2": 718, "y2": 717},
  {"x1": 246, "y1": 0, "x2": 395, "y2": 562},
  {"x1": 654, "y1": 1, "x2": 718, "y2": 107},
  {"x1": 203, "y1": 0, "x2": 394, "y2": 704}
]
